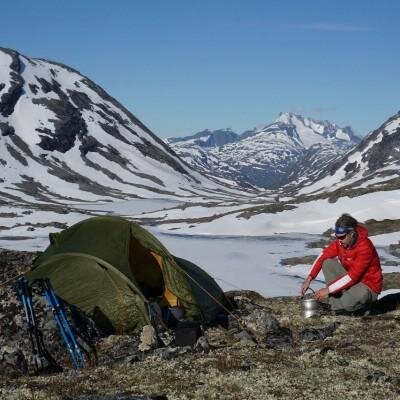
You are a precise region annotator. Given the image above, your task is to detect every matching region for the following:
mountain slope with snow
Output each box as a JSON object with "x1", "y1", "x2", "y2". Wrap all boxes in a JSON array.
[
  {"x1": 0, "y1": 47, "x2": 248, "y2": 205},
  {"x1": 169, "y1": 113, "x2": 360, "y2": 189},
  {"x1": 124, "y1": 112, "x2": 400, "y2": 239},
  {"x1": 166, "y1": 128, "x2": 239, "y2": 148},
  {"x1": 298, "y1": 110, "x2": 400, "y2": 198}
]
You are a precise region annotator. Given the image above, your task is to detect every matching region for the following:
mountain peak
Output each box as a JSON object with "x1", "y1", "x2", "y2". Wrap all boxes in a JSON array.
[
  {"x1": 276, "y1": 112, "x2": 301, "y2": 124},
  {"x1": 167, "y1": 128, "x2": 239, "y2": 147},
  {"x1": 274, "y1": 112, "x2": 360, "y2": 147}
]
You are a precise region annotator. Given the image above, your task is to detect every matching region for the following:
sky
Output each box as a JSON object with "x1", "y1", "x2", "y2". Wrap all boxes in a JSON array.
[{"x1": 1, "y1": 0, "x2": 400, "y2": 138}]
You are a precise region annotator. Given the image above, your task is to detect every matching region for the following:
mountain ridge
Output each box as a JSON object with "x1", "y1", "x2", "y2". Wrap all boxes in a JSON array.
[
  {"x1": 168, "y1": 112, "x2": 360, "y2": 189},
  {"x1": 0, "y1": 47, "x2": 246, "y2": 205}
]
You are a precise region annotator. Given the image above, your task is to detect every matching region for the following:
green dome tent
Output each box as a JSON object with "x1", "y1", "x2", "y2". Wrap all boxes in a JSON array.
[{"x1": 25, "y1": 216, "x2": 229, "y2": 334}]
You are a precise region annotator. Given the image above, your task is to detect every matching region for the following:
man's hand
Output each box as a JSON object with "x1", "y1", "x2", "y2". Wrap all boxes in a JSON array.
[
  {"x1": 314, "y1": 287, "x2": 329, "y2": 301},
  {"x1": 300, "y1": 276, "x2": 312, "y2": 297}
]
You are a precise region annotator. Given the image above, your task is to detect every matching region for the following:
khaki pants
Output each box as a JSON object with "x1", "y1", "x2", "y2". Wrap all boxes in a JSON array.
[{"x1": 322, "y1": 259, "x2": 378, "y2": 312}]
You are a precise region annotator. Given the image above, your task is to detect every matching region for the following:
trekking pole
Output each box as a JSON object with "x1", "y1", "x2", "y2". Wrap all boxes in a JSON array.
[
  {"x1": 41, "y1": 279, "x2": 85, "y2": 370},
  {"x1": 42, "y1": 284, "x2": 80, "y2": 370},
  {"x1": 25, "y1": 281, "x2": 46, "y2": 371},
  {"x1": 15, "y1": 278, "x2": 41, "y2": 371},
  {"x1": 15, "y1": 278, "x2": 61, "y2": 373},
  {"x1": 47, "y1": 282, "x2": 85, "y2": 366}
]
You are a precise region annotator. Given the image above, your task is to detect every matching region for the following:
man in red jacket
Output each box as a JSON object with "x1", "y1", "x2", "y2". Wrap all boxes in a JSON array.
[{"x1": 300, "y1": 214, "x2": 383, "y2": 314}]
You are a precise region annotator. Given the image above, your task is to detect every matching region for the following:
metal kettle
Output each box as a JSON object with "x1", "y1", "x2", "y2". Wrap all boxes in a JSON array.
[{"x1": 301, "y1": 288, "x2": 320, "y2": 318}]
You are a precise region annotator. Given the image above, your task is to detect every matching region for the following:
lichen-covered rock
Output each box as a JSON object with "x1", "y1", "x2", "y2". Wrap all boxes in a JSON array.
[
  {"x1": 95, "y1": 335, "x2": 142, "y2": 366},
  {"x1": 0, "y1": 346, "x2": 28, "y2": 376},
  {"x1": 238, "y1": 305, "x2": 293, "y2": 348},
  {"x1": 241, "y1": 308, "x2": 281, "y2": 337},
  {"x1": 233, "y1": 330, "x2": 255, "y2": 344},
  {"x1": 300, "y1": 321, "x2": 340, "y2": 341},
  {"x1": 138, "y1": 325, "x2": 158, "y2": 352},
  {"x1": 193, "y1": 336, "x2": 210, "y2": 353}
]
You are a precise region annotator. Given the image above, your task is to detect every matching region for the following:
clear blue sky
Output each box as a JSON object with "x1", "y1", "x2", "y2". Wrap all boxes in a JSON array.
[{"x1": 1, "y1": 0, "x2": 399, "y2": 138}]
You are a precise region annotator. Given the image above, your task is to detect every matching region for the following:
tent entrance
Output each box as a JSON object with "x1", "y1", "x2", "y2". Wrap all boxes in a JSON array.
[{"x1": 129, "y1": 238, "x2": 179, "y2": 307}]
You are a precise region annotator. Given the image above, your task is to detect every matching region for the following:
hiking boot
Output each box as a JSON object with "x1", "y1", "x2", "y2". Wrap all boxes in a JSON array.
[
  {"x1": 333, "y1": 306, "x2": 371, "y2": 317},
  {"x1": 352, "y1": 306, "x2": 372, "y2": 317},
  {"x1": 333, "y1": 309, "x2": 353, "y2": 316}
]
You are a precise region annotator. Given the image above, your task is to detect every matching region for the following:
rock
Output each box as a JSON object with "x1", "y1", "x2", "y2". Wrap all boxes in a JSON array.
[
  {"x1": 241, "y1": 308, "x2": 281, "y2": 337},
  {"x1": 264, "y1": 326, "x2": 293, "y2": 349},
  {"x1": 138, "y1": 325, "x2": 157, "y2": 352},
  {"x1": 97, "y1": 335, "x2": 141, "y2": 366},
  {"x1": 231, "y1": 295, "x2": 262, "y2": 315},
  {"x1": 388, "y1": 242, "x2": 400, "y2": 258},
  {"x1": 233, "y1": 330, "x2": 255, "y2": 343},
  {"x1": 300, "y1": 322, "x2": 340, "y2": 341},
  {"x1": 233, "y1": 329, "x2": 253, "y2": 341},
  {"x1": 0, "y1": 49, "x2": 24, "y2": 117},
  {"x1": 0, "y1": 122, "x2": 15, "y2": 136},
  {"x1": 231, "y1": 306, "x2": 294, "y2": 348},
  {"x1": 158, "y1": 330, "x2": 174, "y2": 347},
  {"x1": 0, "y1": 346, "x2": 28, "y2": 376},
  {"x1": 155, "y1": 345, "x2": 192, "y2": 360},
  {"x1": 233, "y1": 330, "x2": 257, "y2": 347},
  {"x1": 121, "y1": 353, "x2": 146, "y2": 364},
  {"x1": 193, "y1": 336, "x2": 210, "y2": 353}
]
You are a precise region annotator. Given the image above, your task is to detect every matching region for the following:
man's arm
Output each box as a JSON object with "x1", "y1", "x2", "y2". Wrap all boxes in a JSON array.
[
  {"x1": 300, "y1": 241, "x2": 338, "y2": 297},
  {"x1": 308, "y1": 241, "x2": 338, "y2": 279}
]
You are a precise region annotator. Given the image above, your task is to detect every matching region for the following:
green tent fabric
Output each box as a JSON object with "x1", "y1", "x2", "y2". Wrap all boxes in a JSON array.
[
  {"x1": 25, "y1": 216, "x2": 228, "y2": 334},
  {"x1": 172, "y1": 256, "x2": 230, "y2": 322}
]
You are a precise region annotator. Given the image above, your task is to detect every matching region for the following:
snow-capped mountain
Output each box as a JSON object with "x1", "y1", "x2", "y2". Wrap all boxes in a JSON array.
[
  {"x1": 298, "y1": 110, "x2": 400, "y2": 197},
  {"x1": 274, "y1": 112, "x2": 359, "y2": 146},
  {"x1": 166, "y1": 128, "x2": 239, "y2": 148},
  {"x1": 169, "y1": 113, "x2": 360, "y2": 189},
  {"x1": 0, "y1": 47, "x2": 245, "y2": 205},
  {"x1": 131, "y1": 113, "x2": 400, "y2": 237}
]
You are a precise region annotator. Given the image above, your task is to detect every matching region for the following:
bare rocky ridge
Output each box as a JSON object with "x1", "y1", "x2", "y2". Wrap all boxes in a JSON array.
[{"x1": 1, "y1": 249, "x2": 399, "y2": 399}]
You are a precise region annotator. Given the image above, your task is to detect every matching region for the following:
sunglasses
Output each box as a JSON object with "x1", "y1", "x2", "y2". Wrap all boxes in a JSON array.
[{"x1": 336, "y1": 233, "x2": 350, "y2": 240}]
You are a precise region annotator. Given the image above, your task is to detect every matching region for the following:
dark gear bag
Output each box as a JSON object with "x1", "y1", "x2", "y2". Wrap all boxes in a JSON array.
[{"x1": 173, "y1": 320, "x2": 202, "y2": 346}]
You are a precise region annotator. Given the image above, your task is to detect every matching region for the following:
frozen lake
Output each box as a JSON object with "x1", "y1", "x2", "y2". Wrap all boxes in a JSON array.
[
  {"x1": 1, "y1": 228, "x2": 397, "y2": 298},
  {"x1": 154, "y1": 231, "x2": 323, "y2": 297},
  {"x1": 0, "y1": 198, "x2": 398, "y2": 298}
]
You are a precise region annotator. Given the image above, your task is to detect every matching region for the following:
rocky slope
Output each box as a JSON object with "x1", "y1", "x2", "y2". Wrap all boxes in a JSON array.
[
  {"x1": 168, "y1": 113, "x2": 360, "y2": 189},
  {"x1": 297, "y1": 110, "x2": 400, "y2": 199},
  {"x1": 1, "y1": 249, "x2": 399, "y2": 400},
  {"x1": 0, "y1": 47, "x2": 243, "y2": 206}
]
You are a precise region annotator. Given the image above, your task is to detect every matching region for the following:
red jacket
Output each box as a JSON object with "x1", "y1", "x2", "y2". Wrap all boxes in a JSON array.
[{"x1": 309, "y1": 225, "x2": 383, "y2": 294}]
